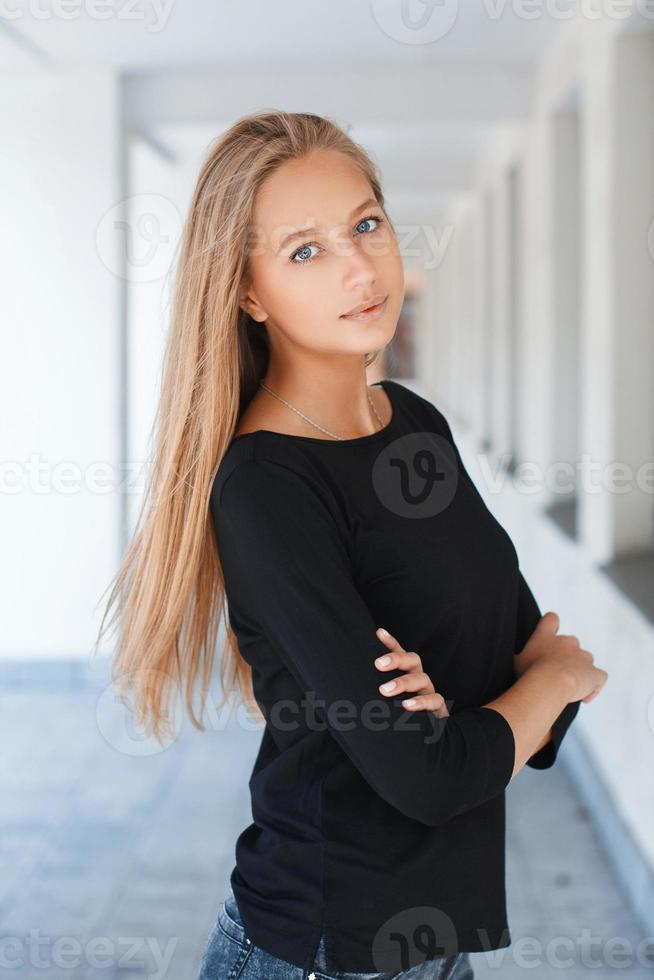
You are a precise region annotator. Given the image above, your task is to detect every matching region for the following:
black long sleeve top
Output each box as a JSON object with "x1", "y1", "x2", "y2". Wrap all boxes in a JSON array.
[{"x1": 209, "y1": 378, "x2": 580, "y2": 974}]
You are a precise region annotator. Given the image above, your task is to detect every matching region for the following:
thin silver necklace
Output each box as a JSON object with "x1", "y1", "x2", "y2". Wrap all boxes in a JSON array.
[{"x1": 258, "y1": 381, "x2": 384, "y2": 441}]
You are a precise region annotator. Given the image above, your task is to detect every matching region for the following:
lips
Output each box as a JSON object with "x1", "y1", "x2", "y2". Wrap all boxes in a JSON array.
[{"x1": 341, "y1": 294, "x2": 388, "y2": 317}]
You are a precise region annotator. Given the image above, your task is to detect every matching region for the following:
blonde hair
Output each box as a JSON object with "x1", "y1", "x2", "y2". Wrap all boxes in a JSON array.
[{"x1": 94, "y1": 109, "x2": 388, "y2": 744}]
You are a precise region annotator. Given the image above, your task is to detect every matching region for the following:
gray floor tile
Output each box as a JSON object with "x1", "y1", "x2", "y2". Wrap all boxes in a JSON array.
[{"x1": 0, "y1": 678, "x2": 651, "y2": 978}]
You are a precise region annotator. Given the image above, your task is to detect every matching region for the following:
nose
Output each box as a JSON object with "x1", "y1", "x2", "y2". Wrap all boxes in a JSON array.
[{"x1": 341, "y1": 247, "x2": 378, "y2": 294}]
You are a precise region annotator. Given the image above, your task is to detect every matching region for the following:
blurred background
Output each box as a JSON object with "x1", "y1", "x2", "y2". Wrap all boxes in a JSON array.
[{"x1": 2, "y1": 2, "x2": 654, "y2": 978}]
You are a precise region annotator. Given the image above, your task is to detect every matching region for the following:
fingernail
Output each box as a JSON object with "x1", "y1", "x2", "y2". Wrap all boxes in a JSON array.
[
  {"x1": 380, "y1": 680, "x2": 396, "y2": 692},
  {"x1": 375, "y1": 655, "x2": 390, "y2": 666},
  {"x1": 377, "y1": 627, "x2": 389, "y2": 637},
  {"x1": 403, "y1": 698, "x2": 416, "y2": 707}
]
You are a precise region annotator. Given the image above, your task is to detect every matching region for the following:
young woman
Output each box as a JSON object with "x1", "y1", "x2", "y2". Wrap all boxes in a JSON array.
[{"x1": 97, "y1": 110, "x2": 607, "y2": 980}]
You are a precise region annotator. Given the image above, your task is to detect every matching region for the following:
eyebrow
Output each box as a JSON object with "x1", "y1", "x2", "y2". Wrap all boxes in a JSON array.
[{"x1": 276, "y1": 197, "x2": 380, "y2": 254}]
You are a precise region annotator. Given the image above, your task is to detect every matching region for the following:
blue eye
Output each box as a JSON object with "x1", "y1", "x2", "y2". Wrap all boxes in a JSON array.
[
  {"x1": 292, "y1": 244, "x2": 320, "y2": 265},
  {"x1": 290, "y1": 213, "x2": 385, "y2": 266},
  {"x1": 354, "y1": 215, "x2": 381, "y2": 235}
]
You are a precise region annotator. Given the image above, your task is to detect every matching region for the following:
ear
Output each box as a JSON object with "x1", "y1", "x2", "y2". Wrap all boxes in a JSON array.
[{"x1": 239, "y1": 286, "x2": 267, "y2": 322}]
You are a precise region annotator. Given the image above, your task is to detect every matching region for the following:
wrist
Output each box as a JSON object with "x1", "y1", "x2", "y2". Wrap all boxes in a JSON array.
[{"x1": 528, "y1": 659, "x2": 576, "y2": 703}]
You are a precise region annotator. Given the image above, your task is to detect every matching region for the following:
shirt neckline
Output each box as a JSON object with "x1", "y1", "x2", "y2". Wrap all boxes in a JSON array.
[{"x1": 228, "y1": 379, "x2": 398, "y2": 448}]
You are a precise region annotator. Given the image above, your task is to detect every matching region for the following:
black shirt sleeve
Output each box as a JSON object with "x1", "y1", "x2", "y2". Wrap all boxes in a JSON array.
[
  {"x1": 432, "y1": 405, "x2": 581, "y2": 770},
  {"x1": 211, "y1": 456, "x2": 516, "y2": 828},
  {"x1": 513, "y1": 569, "x2": 581, "y2": 769}
]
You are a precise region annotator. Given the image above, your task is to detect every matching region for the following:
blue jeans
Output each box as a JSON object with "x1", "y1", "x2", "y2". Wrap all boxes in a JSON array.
[{"x1": 197, "y1": 885, "x2": 475, "y2": 979}]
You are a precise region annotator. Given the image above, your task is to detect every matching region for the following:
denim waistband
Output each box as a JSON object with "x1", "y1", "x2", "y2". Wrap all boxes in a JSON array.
[{"x1": 218, "y1": 887, "x2": 464, "y2": 977}]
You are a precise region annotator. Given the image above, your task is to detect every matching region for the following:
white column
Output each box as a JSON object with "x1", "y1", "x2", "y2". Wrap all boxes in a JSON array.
[
  {"x1": 579, "y1": 29, "x2": 654, "y2": 562},
  {"x1": 480, "y1": 189, "x2": 495, "y2": 451},
  {"x1": 449, "y1": 204, "x2": 469, "y2": 427},
  {"x1": 434, "y1": 224, "x2": 454, "y2": 411},
  {"x1": 0, "y1": 71, "x2": 122, "y2": 658},
  {"x1": 551, "y1": 107, "x2": 581, "y2": 502},
  {"x1": 519, "y1": 113, "x2": 557, "y2": 480},
  {"x1": 469, "y1": 192, "x2": 487, "y2": 442},
  {"x1": 456, "y1": 207, "x2": 476, "y2": 431},
  {"x1": 489, "y1": 173, "x2": 513, "y2": 464},
  {"x1": 506, "y1": 162, "x2": 522, "y2": 463}
]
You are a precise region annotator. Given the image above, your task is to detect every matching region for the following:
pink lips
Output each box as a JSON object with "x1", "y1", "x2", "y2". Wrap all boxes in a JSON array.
[{"x1": 341, "y1": 296, "x2": 388, "y2": 321}]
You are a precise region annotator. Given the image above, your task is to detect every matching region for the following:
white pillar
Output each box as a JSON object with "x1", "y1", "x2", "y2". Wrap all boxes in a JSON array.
[
  {"x1": 489, "y1": 173, "x2": 513, "y2": 464},
  {"x1": 480, "y1": 189, "x2": 495, "y2": 450},
  {"x1": 434, "y1": 224, "x2": 454, "y2": 411},
  {"x1": 449, "y1": 204, "x2": 470, "y2": 427},
  {"x1": 551, "y1": 107, "x2": 582, "y2": 504},
  {"x1": 519, "y1": 113, "x2": 557, "y2": 480},
  {"x1": 456, "y1": 207, "x2": 476, "y2": 431},
  {"x1": 0, "y1": 71, "x2": 123, "y2": 658},
  {"x1": 469, "y1": 192, "x2": 487, "y2": 443},
  {"x1": 506, "y1": 162, "x2": 523, "y2": 463},
  {"x1": 579, "y1": 29, "x2": 654, "y2": 562}
]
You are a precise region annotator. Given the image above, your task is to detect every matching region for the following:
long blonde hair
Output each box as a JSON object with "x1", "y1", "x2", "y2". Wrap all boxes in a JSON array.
[{"x1": 94, "y1": 109, "x2": 387, "y2": 744}]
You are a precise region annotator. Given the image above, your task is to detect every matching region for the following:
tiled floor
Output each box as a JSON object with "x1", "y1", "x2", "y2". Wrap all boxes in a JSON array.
[{"x1": 1, "y1": 660, "x2": 651, "y2": 979}]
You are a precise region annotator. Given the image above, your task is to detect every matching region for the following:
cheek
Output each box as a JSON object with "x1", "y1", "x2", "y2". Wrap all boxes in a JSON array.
[
  {"x1": 283, "y1": 269, "x2": 336, "y2": 322},
  {"x1": 371, "y1": 232, "x2": 404, "y2": 283},
  {"x1": 258, "y1": 262, "x2": 319, "y2": 317},
  {"x1": 264, "y1": 267, "x2": 344, "y2": 341}
]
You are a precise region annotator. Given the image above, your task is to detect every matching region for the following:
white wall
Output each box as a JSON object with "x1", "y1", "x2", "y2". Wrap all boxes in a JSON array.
[
  {"x1": 126, "y1": 131, "x2": 219, "y2": 536},
  {"x1": 0, "y1": 71, "x2": 121, "y2": 658}
]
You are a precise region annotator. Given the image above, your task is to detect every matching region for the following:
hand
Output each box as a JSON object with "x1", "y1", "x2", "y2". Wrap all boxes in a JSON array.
[
  {"x1": 514, "y1": 611, "x2": 608, "y2": 704},
  {"x1": 373, "y1": 627, "x2": 450, "y2": 719}
]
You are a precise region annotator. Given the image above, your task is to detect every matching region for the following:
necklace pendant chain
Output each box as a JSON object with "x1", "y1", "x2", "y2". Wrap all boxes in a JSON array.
[{"x1": 258, "y1": 381, "x2": 384, "y2": 440}]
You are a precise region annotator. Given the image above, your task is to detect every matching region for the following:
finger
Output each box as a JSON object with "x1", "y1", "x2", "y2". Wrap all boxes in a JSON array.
[
  {"x1": 536, "y1": 611, "x2": 560, "y2": 635},
  {"x1": 378, "y1": 671, "x2": 433, "y2": 697},
  {"x1": 401, "y1": 670, "x2": 434, "y2": 694},
  {"x1": 375, "y1": 627, "x2": 405, "y2": 655},
  {"x1": 374, "y1": 649, "x2": 422, "y2": 672},
  {"x1": 401, "y1": 693, "x2": 448, "y2": 715},
  {"x1": 583, "y1": 674, "x2": 607, "y2": 702},
  {"x1": 582, "y1": 679, "x2": 604, "y2": 702},
  {"x1": 404, "y1": 651, "x2": 426, "y2": 674}
]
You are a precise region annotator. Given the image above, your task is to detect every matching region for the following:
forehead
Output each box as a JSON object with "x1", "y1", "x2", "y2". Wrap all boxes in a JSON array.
[{"x1": 252, "y1": 150, "x2": 374, "y2": 231}]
